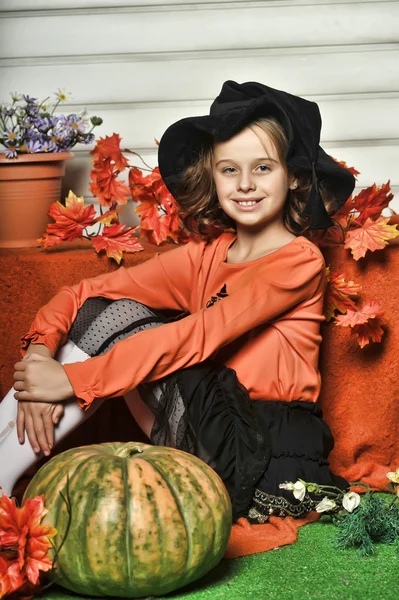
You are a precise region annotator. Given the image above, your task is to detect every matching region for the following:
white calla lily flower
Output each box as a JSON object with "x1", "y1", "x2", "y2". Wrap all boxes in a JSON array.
[
  {"x1": 342, "y1": 491, "x2": 361, "y2": 513},
  {"x1": 279, "y1": 482, "x2": 295, "y2": 491},
  {"x1": 293, "y1": 480, "x2": 307, "y2": 501},
  {"x1": 315, "y1": 497, "x2": 337, "y2": 513},
  {"x1": 386, "y1": 468, "x2": 399, "y2": 484}
]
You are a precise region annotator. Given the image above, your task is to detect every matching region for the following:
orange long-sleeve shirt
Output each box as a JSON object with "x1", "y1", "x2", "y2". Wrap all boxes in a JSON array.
[{"x1": 20, "y1": 232, "x2": 326, "y2": 410}]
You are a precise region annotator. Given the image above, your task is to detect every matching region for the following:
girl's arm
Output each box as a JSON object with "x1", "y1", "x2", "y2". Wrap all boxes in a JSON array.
[
  {"x1": 20, "y1": 239, "x2": 203, "y2": 359},
  {"x1": 63, "y1": 245, "x2": 325, "y2": 410}
]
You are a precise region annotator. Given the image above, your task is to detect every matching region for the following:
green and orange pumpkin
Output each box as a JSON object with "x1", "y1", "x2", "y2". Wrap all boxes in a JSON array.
[{"x1": 23, "y1": 442, "x2": 232, "y2": 597}]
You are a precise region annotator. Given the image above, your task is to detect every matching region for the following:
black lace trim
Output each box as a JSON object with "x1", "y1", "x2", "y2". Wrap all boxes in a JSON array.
[
  {"x1": 270, "y1": 451, "x2": 329, "y2": 466},
  {"x1": 248, "y1": 490, "x2": 318, "y2": 523}
]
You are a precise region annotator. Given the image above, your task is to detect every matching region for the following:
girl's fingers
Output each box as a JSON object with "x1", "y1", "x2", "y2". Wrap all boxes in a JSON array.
[
  {"x1": 13, "y1": 370, "x2": 26, "y2": 381},
  {"x1": 24, "y1": 413, "x2": 40, "y2": 454},
  {"x1": 52, "y1": 404, "x2": 65, "y2": 424},
  {"x1": 17, "y1": 403, "x2": 25, "y2": 444},
  {"x1": 31, "y1": 411, "x2": 51, "y2": 456},
  {"x1": 42, "y1": 410, "x2": 55, "y2": 450}
]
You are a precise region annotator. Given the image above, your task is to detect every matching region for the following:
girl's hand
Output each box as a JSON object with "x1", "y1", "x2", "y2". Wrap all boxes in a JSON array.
[
  {"x1": 17, "y1": 401, "x2": 65, "y2": 455},
  {"x1": 23, "y1": 343, "x2": 53, "y2": 360},
  {"x1": 13, "y1": 353, "x2": 74, "y2": 403}
]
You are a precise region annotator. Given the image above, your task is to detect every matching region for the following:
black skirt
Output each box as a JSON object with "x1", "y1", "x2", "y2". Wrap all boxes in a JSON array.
[{"x1": 69, "y1": 297, "x2": 349, "y2": 523}]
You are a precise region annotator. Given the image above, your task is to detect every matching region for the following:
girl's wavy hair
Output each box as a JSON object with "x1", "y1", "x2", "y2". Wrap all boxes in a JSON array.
[{"x1": 173, "y1": 117, "x2": 339, "y2": 239}]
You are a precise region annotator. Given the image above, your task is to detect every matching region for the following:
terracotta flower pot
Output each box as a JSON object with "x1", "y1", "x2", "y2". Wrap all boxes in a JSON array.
[{"x1": 0, "y1": 152, "x2": 73, "y2": 248}]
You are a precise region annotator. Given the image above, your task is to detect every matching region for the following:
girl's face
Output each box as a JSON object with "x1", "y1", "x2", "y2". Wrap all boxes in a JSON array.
[{"x1": 212, "y1": 125, "x2": 294, "y2": 232}]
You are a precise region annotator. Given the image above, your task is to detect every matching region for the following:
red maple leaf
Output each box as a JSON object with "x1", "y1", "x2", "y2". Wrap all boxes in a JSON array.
[
  {"x1": 129, "y1": 166, "x2": 166, "y2": 204},
  {"x1": 90, "y1": 133, "x2": 129, "y2": 172},
  {"x1": 330, "y1": 157, "x2": 361, "y2": 178},
  {"x1": 324, "y1": 269, "x2": 362, "y2": 322},
  {"x1": 91, "y1": 223, "x2": 143, "y2": 264},
  {"x1": 90, "y1": 159, "x2": 130, "y2": 207},
  {"x1": 37, "y1": 232, "x2": 64, "y2": 248},
  {"x1": 344, "y1": 216, "x2": 399, "y2": 260},
  {"x1": 334, "y1": 300, "x2": 384, "y2": 327},
  {"x1": 334, "y1": 301, "x2": 385, "y2": 347},
  {"x1": 0, "y1": 494, "x2": 57, "y2": 597},
  {"x1": 350, "y1": 182, "x2": 394, "y2": 226},
  {"x1": 40, "y1": 191, "x2": 97, "y2": 244},
  {"x1": 0, "y1": 555, "x2": 24, "y2": 599}
]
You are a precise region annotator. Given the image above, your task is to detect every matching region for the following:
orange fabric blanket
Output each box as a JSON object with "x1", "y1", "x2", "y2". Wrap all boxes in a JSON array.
[{"x1": 1, "y1": 239, "x2": 398, "y2": 559}]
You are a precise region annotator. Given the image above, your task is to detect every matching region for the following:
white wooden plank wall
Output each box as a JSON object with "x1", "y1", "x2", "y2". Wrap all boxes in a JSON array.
[{"x1": 0, "y1": 0, "x2": 398, "y2": 229}]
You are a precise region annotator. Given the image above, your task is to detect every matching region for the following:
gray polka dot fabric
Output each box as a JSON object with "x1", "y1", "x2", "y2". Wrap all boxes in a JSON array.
[
  {"x1": 68, "y1": 297, "x2": 167, "y2": 357},
  {"x1": 67, "y1": 297, "x2": 190, "y2": 449}
]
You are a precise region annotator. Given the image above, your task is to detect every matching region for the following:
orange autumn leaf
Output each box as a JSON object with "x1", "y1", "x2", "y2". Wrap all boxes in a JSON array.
[
  {"x1": 129, "y1": 166, "x2": 166, "y2": 204},
  {"x1": 334, "y1": 301, "x2": 385, "y2": 348},
  {"x1": 93, "y1": 208, "x2": 122, "y2": 226},
  {"x1": 310, "y1": 214, "x2": 350, "y2": 247},
  {"x1": 91, "y1": 223, "x2": 143, "y2": 264},
  {"x1": 331, "y1": 157, "x2": 360, "y2": 178},
  {"x1": 350, "y1": 182, "x2": 394, "y2": 226},
  {"x1": 37, "y1": 232, "x2": 64, "y2": 248},
  {"x1": 334, "y1": 300, "x2": 384, "y2": 326},
  {"x1": 90, "y1": 159, "x2": 130, "y2": 207},
  {"x1": 344, "y1": 216, "x2": 399, "y2": 260},
  {"x1": 352, "y1": 318, "x2": 385, "y2": 348},
  {"x1": 40, "y1": 190, "x2": 97, "y2": 244},
  {"x1": 324, "y1": 268, "x2": 362, "y2": 322},
  {"x1": 135, "y1": 199, "x2": 172, "y2": 245},
  {"x1": 90, "y1": 133, "x2": 129, "y2": 172},
  {"x1": 129, "y1": 167, "x2": 154, "y2": 203},
  {"x1": 0, "y1": 495, "x2": 57, "y2": 593},
  {"x1": 0, "y1": 555, "x2": 24, "y2": 599}
]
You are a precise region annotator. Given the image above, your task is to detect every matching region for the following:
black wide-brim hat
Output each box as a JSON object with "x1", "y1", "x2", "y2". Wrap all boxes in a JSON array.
[{"x1": 158, "y1": 80, "x2": 356, "y2": 230}]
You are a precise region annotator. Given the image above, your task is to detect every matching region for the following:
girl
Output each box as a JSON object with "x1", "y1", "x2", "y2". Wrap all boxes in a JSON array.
[{"x1": 1, "y1": 80, "x2": 355, "y2": 523}]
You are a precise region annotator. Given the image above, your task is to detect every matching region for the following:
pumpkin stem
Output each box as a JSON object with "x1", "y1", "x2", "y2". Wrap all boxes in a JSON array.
[{"x1": 113, "y1": 442, "x2": 147, "y2": 458}]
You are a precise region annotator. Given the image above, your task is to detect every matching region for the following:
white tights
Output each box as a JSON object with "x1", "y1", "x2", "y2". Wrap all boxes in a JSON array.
[{"x1": 0, "y1": 340, "x2": 155, "y2": 498}]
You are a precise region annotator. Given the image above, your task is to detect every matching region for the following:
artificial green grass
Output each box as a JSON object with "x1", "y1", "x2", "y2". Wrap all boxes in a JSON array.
[{"x1": 39, "y1": 498, "x2": 399, "y2": 600}]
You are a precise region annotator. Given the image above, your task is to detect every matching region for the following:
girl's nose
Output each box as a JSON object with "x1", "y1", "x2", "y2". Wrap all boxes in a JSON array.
[{"x1": 237, "y1": 172, "x2": 256, "y2": 192}]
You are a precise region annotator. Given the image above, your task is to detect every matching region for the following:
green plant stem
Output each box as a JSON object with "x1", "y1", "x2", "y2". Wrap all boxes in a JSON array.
[
  {"x1": 51, "y1": 100, "x2": 61, "y2": 115},
  {"x1": 39, "y1": 96, "x2": 51, "y2": 110},
  {"x1": 335, "y1": 218, "x2": 347, "y2": 243},
  {"x1": 349, "y1": 482, "x2": 371, "y2": 494},
  {"x1": 124, "y1": 148, "x2": 153, "y2": 170}
]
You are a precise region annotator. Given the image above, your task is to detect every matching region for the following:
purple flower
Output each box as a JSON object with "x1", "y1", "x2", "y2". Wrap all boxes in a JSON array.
[
  {"x1": 83, "y1": 133, "x2": 95, "y2": 144},
  {"x1": 5, "y1": 107, "x2": 15, "y2": 117},
  {"x1": 61, "y1": 113, "x2": 86, "y2": 133},
  {"x1": 3, "y1": 130, "x2": 18, "y2": 143},
  {"x1": 36, "y1": 117, "x2": 53, "y2": 133},
  {"x1": 22, "y1": 95, "x2": 38, "y2": 104},
  {"x1": 25, "y1": 128, "x2": 38, "y2": 139},
  {"x1": 4, "y1": 144, "x2": 18, "y2": 159},
  {"x1": 41, "y1": 139, "x2": 57, "y2": 152},
  {"x1": 26, "y1": 103, "x2": 39, "y2": 117},
  {"x1": 25, "y1": 139, "x2": 42, "y2": 153}
]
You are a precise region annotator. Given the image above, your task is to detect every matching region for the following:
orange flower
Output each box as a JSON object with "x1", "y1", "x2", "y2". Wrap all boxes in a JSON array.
[{"x1": 0, "y1": 494, "x2": 57, "y2": 597}]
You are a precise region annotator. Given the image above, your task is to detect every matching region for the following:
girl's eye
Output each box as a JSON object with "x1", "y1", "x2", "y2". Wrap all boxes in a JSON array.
[
  {"x1": 223, "y1": 167, "x2": 237, "y2": 174},
  {"x1": 257, "y1": 165, "x2": 270, "y2": 172}
]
